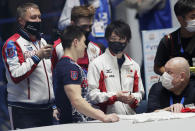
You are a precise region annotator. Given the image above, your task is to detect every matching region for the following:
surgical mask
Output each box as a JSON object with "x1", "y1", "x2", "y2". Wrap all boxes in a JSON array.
[
  {"x1": 185, "y1": 19, "x2": 195, "y2": 32},
  {"x1": 24, "y1": 21, "x2": 41, "y2": 37},
  {"x1": 108, "y1": 42, "x2": 127, "y2": 54},
  {"x1": 160, "y1": 72, "x2": 174, "y2": 90}
]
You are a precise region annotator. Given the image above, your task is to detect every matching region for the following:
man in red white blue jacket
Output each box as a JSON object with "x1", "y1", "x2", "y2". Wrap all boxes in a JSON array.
[
  {"x1": 2, "y1": 3, "x2": 55, "y2": 129},
  {"x1": 87, "y1": 20, "x2": 145, "y2": 115}
]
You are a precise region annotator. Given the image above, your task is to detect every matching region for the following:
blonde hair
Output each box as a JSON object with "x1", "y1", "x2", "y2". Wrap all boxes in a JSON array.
[
  {"x1": 71, "y1": 5, "x2": 95, "y2": 23},
  {"x1": 17, "y1": 3, "x2": 39, "y2": 20}
]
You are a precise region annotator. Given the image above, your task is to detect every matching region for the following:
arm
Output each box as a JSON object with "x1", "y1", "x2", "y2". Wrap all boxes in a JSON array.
[
  {"x1": 125, "y1": 0, "x2": 166, "y2": 15},
  {"x1": 131, "y1": 66, "x2": 145, "y2": 102},
  {"x1": 88, "y1": 61, "x2": 138, "y2": 105},
  {"x1": 155, "y1": 103, "x2": 183, "y2": 113},
  {"x1": 64, "y1": 84, "x2": 119, "y2": 122},
  {"x1": 147, "y1": 83, "x2": 162, "y2": 112},
  {"x1": 87, "y1": 62, "x2": 118, "y2": 104},
  {"x1": 2, "y1": 39, "x2": 52, "y2": 83},
  {"x1": 51, "y1": 39, "x2": 63, "y2": 68},
  {"x1": 154, "y1": 37, "x2": 170, "y2": 75}
]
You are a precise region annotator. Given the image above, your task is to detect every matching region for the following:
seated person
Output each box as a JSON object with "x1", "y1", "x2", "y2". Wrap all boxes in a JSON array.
[{"x1": 147, "y1": 57, "x2": 195, "y2": 113}]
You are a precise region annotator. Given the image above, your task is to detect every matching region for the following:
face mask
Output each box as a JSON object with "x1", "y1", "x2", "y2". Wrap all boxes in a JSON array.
[
  {"x1": 185, "y1": 19, "x2": 195, "y2": 32},
  {"x1": 24, "y1": 21, "x2": 41, "y2": 36},
  {"x1": 108, "y1": 42, "x2": 127, "y2": 54},
  {"x1": 160, "y1": 72, "x2": 174, "y2": 90}
]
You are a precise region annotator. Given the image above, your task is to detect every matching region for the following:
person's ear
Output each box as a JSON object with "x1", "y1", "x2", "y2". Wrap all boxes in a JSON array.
[
  {"x1": 180, "y1": 72, "x2": 185, "y2": 82},
  {"x1": 18, "y1": 17, "x2": 25, "y2": 27},
  {"x1": 73, "y1": 38, "x2": 79, "y2": 47}
]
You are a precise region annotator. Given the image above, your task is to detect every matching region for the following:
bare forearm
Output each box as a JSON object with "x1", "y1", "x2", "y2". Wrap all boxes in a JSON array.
[{"x1": 71, "y1": 97, "x2": 105, "y2": 121}]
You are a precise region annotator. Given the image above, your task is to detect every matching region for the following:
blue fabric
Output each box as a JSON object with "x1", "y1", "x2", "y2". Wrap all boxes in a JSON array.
[
  {"x1": 138, "y1": 0, "x2": 172, "y2": 30},
  {"x1": 80, "y1": 0, "x2": 111, "y2": 47},
  {"x1": 80, "y1": 0, "x2": 89, "y2": 5},
  {"x1": 55, "y1": 57, "x2": 88, "y2": 124}
]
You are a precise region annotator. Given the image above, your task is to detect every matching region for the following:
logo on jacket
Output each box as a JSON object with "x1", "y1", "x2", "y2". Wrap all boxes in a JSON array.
[
  {"x1": 71, "y1": 71, "x2": 79, "y2": 80},
  {"x1": 24, "y1": 50, "x2": 36, "y2": 59},
  {"x1": 27, "y1": 46, "x2": 33, "y2": 51},
  {"x1": 106, "y1": 69, "x2": 112, "y2": 73}
]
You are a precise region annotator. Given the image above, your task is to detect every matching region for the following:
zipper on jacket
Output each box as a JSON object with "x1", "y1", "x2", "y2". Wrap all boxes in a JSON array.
[
  {"x1": 42, "y1": 59, "x2": 51, "y2": 102},
  {"x1": 37, "y1": 41, "x2": 51, "y2": 102},
  {"x1": 119, "y1": 68, "x2": 128, "y2": 115}
]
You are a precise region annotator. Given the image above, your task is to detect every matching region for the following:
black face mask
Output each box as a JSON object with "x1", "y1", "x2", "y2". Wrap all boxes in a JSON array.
[
  {"x1": 24, "y1": 21, "x2": 41, "y2": 37},
  {"x1": 84, "y1": 31, "x2": 91, "y2": 46},
  {"x1": 108, "y1": 42, "x2": 127, "y2": 54}
]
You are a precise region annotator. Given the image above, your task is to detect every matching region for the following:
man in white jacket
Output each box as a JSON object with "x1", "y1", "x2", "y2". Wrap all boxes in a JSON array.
[
  {"x1": 87, "y1": 20, "x2": 145, "y2": 115},
  {"x1": 2, "y1": 3, "x2": 55, "y2": 129}
]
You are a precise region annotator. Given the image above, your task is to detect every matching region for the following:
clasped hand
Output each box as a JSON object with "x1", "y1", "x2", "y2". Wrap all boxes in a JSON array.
[{"x1": 116, "y1": 91, "x2": 135, "y2": 104}]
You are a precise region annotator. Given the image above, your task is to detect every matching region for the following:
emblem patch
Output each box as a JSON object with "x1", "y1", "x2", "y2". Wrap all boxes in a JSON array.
[
  {"x1": 6, "y1": 40, "x2": 16, "y2": 58},
  {"x1": 71, "y1": 71, "x2": 79, "y2": 80}
]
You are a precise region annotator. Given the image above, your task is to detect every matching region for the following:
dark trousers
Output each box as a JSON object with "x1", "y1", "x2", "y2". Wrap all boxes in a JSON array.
[{"x1": 8, "y1": 106, "x2": 53, "y2": 130}]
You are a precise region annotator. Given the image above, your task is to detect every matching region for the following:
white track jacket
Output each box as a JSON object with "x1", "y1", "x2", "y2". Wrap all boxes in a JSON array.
[
  {"x1": 2, "y1": 33, "x2": 54, "y2": 105},
  {"x1": 87, "y1": 49, "x2": 145, "y2": 114}
]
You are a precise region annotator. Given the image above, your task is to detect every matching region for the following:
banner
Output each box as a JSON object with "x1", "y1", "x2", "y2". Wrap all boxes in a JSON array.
[{"x1": 142, "y1": 28, "x2": 176, "y2": 98}]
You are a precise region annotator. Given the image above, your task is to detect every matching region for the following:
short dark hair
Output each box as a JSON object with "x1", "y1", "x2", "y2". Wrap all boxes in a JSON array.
[
  {"x1": 71, "y1": 5, "x2": 95, "y2": 23},
  {"x1": 60, "y1": 25, "x2": 85, "y2": 49},
  {"x1": 174, "y1": 0, "x2": 195, "y2": 16},
  {"x1": 17, "y1": 3, "x2": 39, "y2": 20},
  {"x1": 105, "y1": 20, "x2": 131, "y2": 42}
]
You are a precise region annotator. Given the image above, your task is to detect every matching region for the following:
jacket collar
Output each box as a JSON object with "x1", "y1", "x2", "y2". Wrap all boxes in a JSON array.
[
  {"x1": 17, "y1": 27, "x2": 41, "y2": 42},
  {"x1": 106, "y1": 48, "x2": 133, "y2": 66}
]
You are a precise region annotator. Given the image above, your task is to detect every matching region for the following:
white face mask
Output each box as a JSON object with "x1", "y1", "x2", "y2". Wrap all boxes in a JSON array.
[
  {"x1": 160, "y1": 72, "x2": 174, "y2": 90},
  {"x1": 185, "y1": 19, "x2": 195, "y2": 32}
]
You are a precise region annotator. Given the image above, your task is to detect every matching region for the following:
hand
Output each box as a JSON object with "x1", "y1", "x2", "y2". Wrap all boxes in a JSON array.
[
  {"x1": 36, "y1": 45, "x2": 53, "y2": 59},
  {"x1": 116, "y1": 91, "x2": 135, "y2": 104},
  {"x1": 169, "y1": 103, "x2": 184, "y2": 113},
  {"x1": 102, "y1": 113, "x2": 119, "y2": 123},
  {"x1": 53, "y1": 109, "x2": 60, "y2": 121}
]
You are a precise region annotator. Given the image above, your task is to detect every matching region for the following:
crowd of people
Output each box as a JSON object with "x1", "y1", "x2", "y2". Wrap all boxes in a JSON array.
[{"x1": 0, "y1": 0, "x2": 195, "y2": 130}]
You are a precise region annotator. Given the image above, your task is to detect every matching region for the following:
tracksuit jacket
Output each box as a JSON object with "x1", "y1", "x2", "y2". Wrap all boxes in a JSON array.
[
  {"x1": 2, "y1": 31, "x2": 54, "y2": 107},
  {"x1": 87, "y1": 49, "x2": 145, "y2": 114}
]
